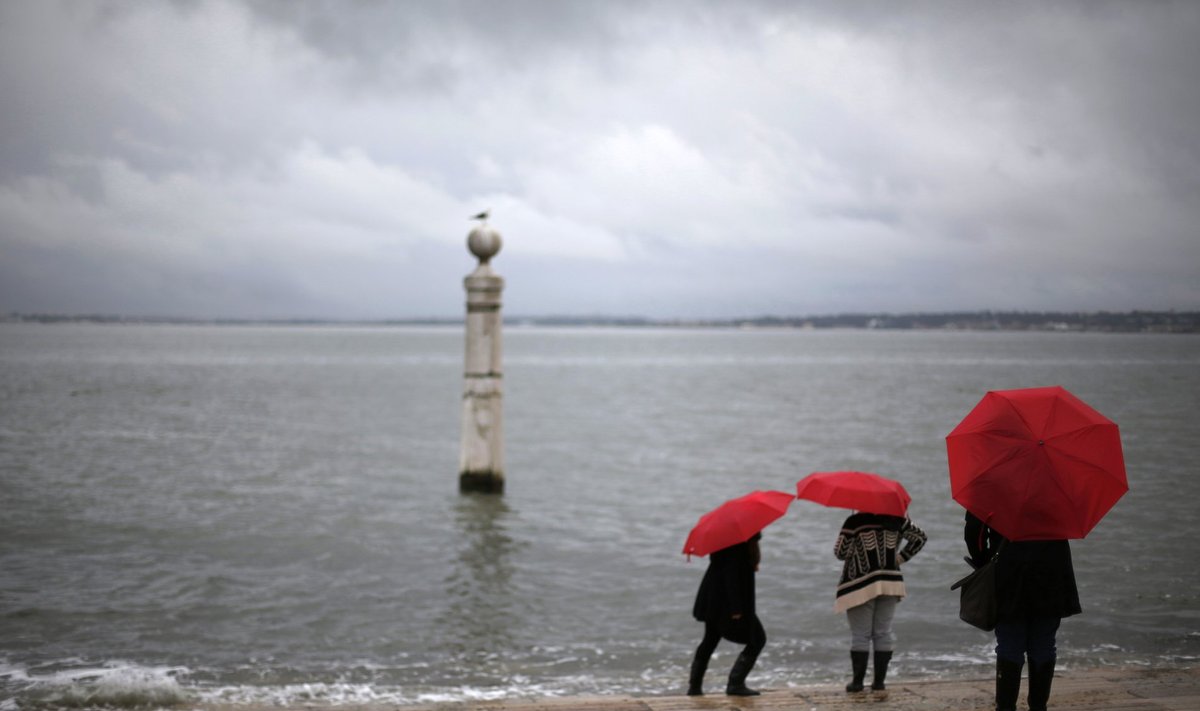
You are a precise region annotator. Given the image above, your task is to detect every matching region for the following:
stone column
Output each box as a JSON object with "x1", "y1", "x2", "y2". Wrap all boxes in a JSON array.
[{"x1": 459, "y1": 220, "x2": 505, "y2": 493}]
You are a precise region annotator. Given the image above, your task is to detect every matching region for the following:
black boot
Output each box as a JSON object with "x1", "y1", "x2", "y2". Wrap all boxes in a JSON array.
[
  {"x1": 872, "y1": 650, "x2": 893, "y2": 691},
  {"x1": 725, "y1": 651, "x2": 761, "y2": 696},
  {"x1": 687, "y1": 654, "x2": 708, "y2": 696},
  {"x1": 995, "y1": 658, "x2": 1024, "y2": 711},
  {"x1": 845, "y1": 651, "x2": 869, "y2": 693},
  {"x1": 1026, "y1": 657, "x2": 1055, "y2": 711}
]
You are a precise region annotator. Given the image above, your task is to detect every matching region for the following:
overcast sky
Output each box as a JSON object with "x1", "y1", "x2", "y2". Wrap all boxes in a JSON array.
[{"x1": 2, "y1": 1, "x2": 1198, "y2": 320}]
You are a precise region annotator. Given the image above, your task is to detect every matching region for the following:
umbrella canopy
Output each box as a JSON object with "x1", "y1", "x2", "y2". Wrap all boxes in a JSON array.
[
  {"x1": 682, "y1": 490, "x2": 795, "y2": 558},
  {"x1": 946, "y1": 385, "x2": 1128, "y2": 541},
  {"x1": 795, "y1": 470, "x2": 911, "y2": 517}
]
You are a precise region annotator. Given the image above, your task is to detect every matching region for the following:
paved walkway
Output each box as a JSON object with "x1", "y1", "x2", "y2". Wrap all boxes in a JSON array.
[{"x1": 402, "y1": 666, "x2": 1198, "y2": 711}]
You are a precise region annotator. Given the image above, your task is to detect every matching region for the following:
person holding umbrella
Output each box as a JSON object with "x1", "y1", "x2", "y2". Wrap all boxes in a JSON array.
[
  {"x1": 947, "y1": 386, "x2": 1128, "y2": 711},
  {"x1": 688, "y1": 533, "x2": 766, "y2": 696},
  {"x1": 833, "y1": 509, "x2": 926, "y2": 694},
  {"x1": 796, "y1": 471, "x2": 926, "y2": 695},
  {"x1": 964, "y1": 512, "x2": 1079, "y2": 711},
  {"x1": 683, "y1": 490, "x2": 793, "y2": 696}
]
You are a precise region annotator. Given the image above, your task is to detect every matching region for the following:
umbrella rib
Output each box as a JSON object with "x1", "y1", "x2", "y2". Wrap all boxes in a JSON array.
[
  {"x1": 950, "y1": 432, "x2": 1030, "y2": 493},
  {"x1": 1002, "y1": 392, "x2": 1042, "y2": 440},
  {"x1": 1045, "y1": 425, "x2": 1129, "y2": 535}
]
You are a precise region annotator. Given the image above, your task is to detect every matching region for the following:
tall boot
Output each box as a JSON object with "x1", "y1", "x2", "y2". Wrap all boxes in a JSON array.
[
  {"x1": 995, "y1": 658, "x2": 1024, "y2": 711},
  {"x1": 871, "y1": 650, "x2": 893, "y2": 691},
  {"x1": 1026, "y1": 657, "x2": 1055, "y2": 711},
  {"x1": 725, "y1": 650, "x2": 761, "y2": 696},
  {"x1": 687, "y1": 654, "x2": 708, "y2": 696},
  {"x1": 845, "y1": 651, "x2": 869, "y2": 693}
]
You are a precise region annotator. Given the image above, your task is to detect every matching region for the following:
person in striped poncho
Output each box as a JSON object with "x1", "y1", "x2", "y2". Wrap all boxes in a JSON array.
[{"x1": 833, "y1": 513, "x2": 927, "y2": 694}]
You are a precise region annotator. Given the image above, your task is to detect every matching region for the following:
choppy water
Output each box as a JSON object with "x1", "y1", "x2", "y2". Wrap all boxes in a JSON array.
[{"x1": 1, "y1": 323, "x2": 1198, "y2": 709}]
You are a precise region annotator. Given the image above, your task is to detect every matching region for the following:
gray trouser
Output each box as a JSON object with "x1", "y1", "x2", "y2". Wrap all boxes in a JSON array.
[{"x1": 846, "y1": 595, "x2": 898, "y2": 652}]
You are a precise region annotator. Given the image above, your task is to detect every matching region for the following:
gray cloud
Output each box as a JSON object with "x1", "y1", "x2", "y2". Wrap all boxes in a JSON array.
[{"x1": 1, "y1": 0, "x2": 1197, "y2": 319}]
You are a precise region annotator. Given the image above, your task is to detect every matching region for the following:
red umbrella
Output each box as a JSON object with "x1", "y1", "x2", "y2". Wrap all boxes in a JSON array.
[
  {"x1": 795, "y1": 471, "x2": 911, "y2": 517},
  {"x1": 946, "y1": 385, "x2": 1128, "y2": 541},
  {"x1": 682, "y1": 490, "x2": 795, "y2": 558}
]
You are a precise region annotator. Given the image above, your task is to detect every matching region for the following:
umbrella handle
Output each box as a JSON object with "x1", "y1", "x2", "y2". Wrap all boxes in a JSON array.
[{"x1": 977, "y1": 512, "x2": 997, "y2": 552}]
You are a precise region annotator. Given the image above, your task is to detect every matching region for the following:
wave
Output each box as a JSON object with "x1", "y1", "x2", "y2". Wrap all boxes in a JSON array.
[{"x1": 0, "y1": 660, "x2": 191, "y2": 710}]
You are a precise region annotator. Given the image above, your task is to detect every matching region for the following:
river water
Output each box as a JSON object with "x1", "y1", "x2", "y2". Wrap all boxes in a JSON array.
[{"x1": 1, "y1": 323, "x2": 1197, "y2": 708}]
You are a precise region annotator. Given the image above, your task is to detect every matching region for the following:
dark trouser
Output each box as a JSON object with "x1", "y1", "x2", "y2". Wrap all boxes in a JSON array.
[
  {"x1": 995, "y1": 616, "x2": 1060, "y2": 665},
  {"x1": 689, "y1": 616, "x2": 767, "y2": 692},
  {"x1": 994, "y1": 616, "x2": 1061, "y2": 711}
]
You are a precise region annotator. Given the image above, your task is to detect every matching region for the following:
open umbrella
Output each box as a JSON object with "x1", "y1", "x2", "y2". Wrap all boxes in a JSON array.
[
  {"x1": 795, "y1": 470, "x2": 911, "y2": 517},
  {"x1": 682, "y1": 490, "x2": 795, "y2": 558},
  {"x1": 946, "y1": 385, "x2": 1128, "y2": 541}
]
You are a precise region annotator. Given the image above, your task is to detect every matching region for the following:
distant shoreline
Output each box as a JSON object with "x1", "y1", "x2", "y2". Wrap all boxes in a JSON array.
[{"x1": 4, "y1": 310, "x2": 1199, "y2": 333}]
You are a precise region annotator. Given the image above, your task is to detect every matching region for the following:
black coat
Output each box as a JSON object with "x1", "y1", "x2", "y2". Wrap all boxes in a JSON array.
[
  {"x1": 965, "y1": 512, "x2": 1082, "y2": 622},
  {"x1": 692, "y1": 535, "x2": 758, "y2": 627}
]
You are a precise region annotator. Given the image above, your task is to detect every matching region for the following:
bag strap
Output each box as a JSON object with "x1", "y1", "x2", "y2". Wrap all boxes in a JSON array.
[{"x1": 950, "y1": 539, "x2": 1007, "y2": 591}]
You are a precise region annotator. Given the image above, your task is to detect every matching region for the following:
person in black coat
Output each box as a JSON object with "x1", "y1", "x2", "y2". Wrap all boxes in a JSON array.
[
  {"x1": 965, "y1": 512, "x2": 1081, "y2": 711},
  {"x1": 687, "y1": 532, "x2": 766, "y2": 696}
]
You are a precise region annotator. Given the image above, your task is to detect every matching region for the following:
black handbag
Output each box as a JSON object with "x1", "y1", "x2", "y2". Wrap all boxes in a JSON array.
[
  {"x1": 951, "y1": 542, "x2": 1005, "y2": 631},
  {"x1": 719, "y1": 614, "x2": 752, "y2": 644}
]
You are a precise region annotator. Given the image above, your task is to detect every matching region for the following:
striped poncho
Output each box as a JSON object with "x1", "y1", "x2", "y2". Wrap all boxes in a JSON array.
[{"x1": 833, "y1": 513, "x2": 927, "y2": 613}]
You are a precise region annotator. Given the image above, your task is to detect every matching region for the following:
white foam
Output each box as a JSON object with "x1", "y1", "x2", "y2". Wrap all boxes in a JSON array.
[
  {"x1": 200, "y1": 681, "x2": 392, "y2": 706},
  {"x1": 3, "y1": 660, "x2": 191, "y2": 709},
  {"x1": 193, "y1": 680, "x2": 569, "y2": 708},
  {"x1": 0, "y1": 660, "x2": 31, "y2": 683}
]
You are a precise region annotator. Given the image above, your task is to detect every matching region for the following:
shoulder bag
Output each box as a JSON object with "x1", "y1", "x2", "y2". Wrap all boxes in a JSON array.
[{"x1": 950, "y1": 541, "x2": 1006, "y2": 631}]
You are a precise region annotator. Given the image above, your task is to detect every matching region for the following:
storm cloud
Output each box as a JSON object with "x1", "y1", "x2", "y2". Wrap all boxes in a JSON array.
[{"x1": 2, "y1": 0, "x2": 1197, "y2": 319}]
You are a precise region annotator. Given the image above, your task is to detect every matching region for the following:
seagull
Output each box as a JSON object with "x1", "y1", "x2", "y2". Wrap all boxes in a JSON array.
[{"x1": 471, "y1": 210, "x2": 490, "y2": 222}]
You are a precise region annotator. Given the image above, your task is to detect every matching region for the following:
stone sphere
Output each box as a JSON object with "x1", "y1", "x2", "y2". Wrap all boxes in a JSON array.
[{"x1": 467, "y1": 225, "x2": 502, "y2": 263}]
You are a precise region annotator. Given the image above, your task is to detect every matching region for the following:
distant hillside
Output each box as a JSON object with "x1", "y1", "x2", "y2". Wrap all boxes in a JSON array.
[
  {"x1": 9, "y1": 310, "x2": 1197, "y2": 332},
  {"x1": 667, "y1": 310, "x2": 1200, "y2": 333},
  {"x1": 508, "y1": 311, "x2": 1198, "y2": 333}
]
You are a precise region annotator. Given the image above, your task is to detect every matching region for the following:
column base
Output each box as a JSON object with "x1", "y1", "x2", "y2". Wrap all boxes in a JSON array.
[{"x1": 459, "y1": 471, "x2": 505, "y2": 494}]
